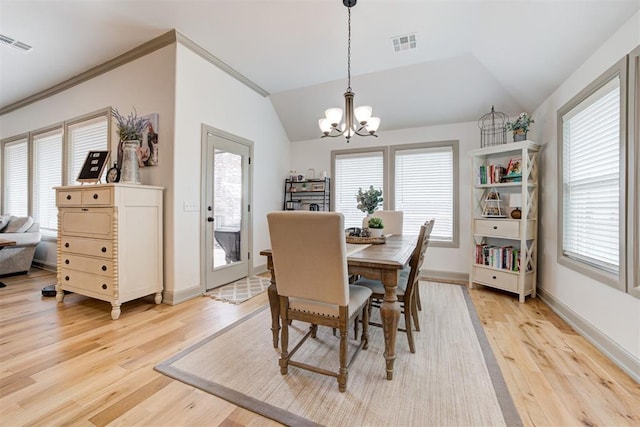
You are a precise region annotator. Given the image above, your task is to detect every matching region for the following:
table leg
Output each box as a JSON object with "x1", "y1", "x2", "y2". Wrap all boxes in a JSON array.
[
  {"x1": 380, "y1": 269, "x2": 401, "y2": 380},
  {"x1": 265, "y1": 256, "x2": 280, "y2": 348}
]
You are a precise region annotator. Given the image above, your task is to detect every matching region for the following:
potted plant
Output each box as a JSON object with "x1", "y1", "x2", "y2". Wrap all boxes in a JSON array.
[
  {"x1": 367, "y1": 216, "x2": 384, "y2": 238},
  {"x1": 356, "y1": 186, "x2": 383, "y2": 215},
  {"x1": 112, "y1": 108, "x2": 149, "y2": 184},
  {"x1": 506, "y1": 112, "x2": 534, "y2": 142}
]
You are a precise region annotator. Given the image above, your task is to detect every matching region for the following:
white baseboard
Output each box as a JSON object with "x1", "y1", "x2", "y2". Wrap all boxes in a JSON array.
[
  {"x1": 162, "y1": 285, "x2": 203, "y2": 305},
  {"x1": 537, "y1": 287, "x2": 640, "y2": 383}
]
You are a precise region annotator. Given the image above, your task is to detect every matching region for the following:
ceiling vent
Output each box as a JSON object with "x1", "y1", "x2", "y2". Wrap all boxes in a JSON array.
[
  {"x1": 0, "y1": 34, "x2": 33, "y2": 53},
  {"x1": 391, "y1": 33, "x2": 417, "y2": 53}
]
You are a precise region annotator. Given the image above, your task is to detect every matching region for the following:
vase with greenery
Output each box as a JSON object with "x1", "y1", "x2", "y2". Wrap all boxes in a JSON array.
[
  {"x1": 112, "y1": 108, "x2": 148, "y2": 184},
  {"x1": 356, "y1": 186, "x2": 383, "y2": 215},
  {"x1": 367, "y1": 216, "x2": 384, "y2": 237},
  {"x1": 506, "y1": 112, "x2": 534, "y2": 142}
]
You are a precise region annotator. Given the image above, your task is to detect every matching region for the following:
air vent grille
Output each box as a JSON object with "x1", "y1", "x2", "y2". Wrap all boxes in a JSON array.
[
  {"x1": 391, "y1": 33, "x2": 417, "y2": 53},
  {"x1": 0, "y1": 33, "x2": 33, "y2": 52}
]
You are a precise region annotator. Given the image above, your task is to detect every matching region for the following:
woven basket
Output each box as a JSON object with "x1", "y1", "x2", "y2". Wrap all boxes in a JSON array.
[{"x1": 346, "y1": 235, "x2": 386, "y2": 245}]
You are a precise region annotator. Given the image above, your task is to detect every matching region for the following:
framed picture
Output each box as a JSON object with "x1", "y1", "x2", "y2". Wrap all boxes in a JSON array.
[{"x1": 77, "y1": 151, "x2": 110, "y2": 183}]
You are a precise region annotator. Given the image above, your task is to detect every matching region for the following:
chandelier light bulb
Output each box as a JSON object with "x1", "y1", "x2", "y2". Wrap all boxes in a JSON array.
[
  {"x1": 367, "y1": 117, "x2": 381, "y2": 133},
  {"x1": 325, "y1": 108, "x2": 343, "y2": 126},
  {"x1": 354, "y1": 106, "x2": 372, "y2": 124},
  {"x1": 318, "y1": 118, "x2": 332, "y2": 134}
]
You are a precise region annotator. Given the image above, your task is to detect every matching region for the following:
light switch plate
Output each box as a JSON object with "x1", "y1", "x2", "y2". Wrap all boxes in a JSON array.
[{"x1": 183, "y1": 201, "x2": 200, "y2": 211}]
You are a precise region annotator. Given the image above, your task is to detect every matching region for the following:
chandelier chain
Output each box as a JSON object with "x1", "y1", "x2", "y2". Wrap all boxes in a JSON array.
[{"x1": 347, "y1": 6, "x2": 351, "y2": 92}]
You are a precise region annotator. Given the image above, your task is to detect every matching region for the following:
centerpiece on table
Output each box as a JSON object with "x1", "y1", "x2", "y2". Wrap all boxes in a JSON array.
[
  {"x1": 112, "y1": 108, "x2": 149, "y2": 184},
  {"x1": 366, "y1": 216, "x2": 384, "y2": 238},
  {"x1": 506, "y1": 112, "x2": 534, "y2": 142},
  {"x1": 356, "y1": 186, "x2": 384, "y2": 236}
]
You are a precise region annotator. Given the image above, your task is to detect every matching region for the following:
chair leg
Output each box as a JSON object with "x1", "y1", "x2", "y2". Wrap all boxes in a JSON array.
[
  {"x1": 279, "y1": 315, "x2": 290, "y2": 375},
  {"x1": 415, "y1": 281, "x2": 422, "y2": 311},
  {"x1": 353, "y1": 313, "x2": 360, "y2": 340},
  {"x1": 361, "y1": 304, "x2": 370, "y2": 350},
  {"x1": 338, "y1": 327, "x2": 348, "y2": 392},
  {"x1": 411, "y1": 297, "x2": 420, "y2": 332},
  {"x1": 404, "y1": 303, "x2": 416, "y2": 354},
  {"x1": 310, "y1": 324, "x2": 318, "y2": 338}
]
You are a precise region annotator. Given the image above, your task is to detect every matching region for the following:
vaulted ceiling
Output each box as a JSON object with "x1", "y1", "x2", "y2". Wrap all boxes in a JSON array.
[{"x1": 1, "y1": 1, "x2": 637, "y2": 142}]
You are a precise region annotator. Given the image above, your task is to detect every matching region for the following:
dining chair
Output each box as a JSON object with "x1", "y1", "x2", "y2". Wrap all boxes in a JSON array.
[
  {"x1": 266, "y1": 211, "x2": 372, "y2": 392},
  {"x1": 354, "y1": 219, "x2": 434, "y2": 354},
  {"x1": 362, "y1": 210, "x2": 404, "y2": 235}
]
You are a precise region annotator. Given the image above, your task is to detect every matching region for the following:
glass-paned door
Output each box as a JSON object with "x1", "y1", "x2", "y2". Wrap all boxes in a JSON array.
[{"x1": 203, "y1": 128, "x2": 251, "y2": 290}]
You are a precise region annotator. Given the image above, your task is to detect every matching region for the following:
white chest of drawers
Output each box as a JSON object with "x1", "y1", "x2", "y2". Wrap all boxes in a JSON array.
[{"x1": 55, "y1": 184, "x2": 163, "y2": 319}]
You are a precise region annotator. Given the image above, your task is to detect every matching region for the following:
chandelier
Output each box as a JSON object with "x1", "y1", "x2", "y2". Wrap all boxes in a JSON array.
[{"x1": 318, "y1": 0, "x2": 380, "y2": 142}]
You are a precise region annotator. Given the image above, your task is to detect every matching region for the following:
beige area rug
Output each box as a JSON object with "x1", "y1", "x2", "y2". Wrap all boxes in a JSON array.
[
  {"x1": 206, "y1": 276, "x2": 270, "y2": 304},
  {"x1": 157, "y1": 282, "x2": 521, "y2": 426}
]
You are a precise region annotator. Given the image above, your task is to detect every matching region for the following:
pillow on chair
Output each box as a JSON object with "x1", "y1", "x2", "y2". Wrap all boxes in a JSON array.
[{"x1": 3, "y1": 216, "x2": 34, "y2": 233}]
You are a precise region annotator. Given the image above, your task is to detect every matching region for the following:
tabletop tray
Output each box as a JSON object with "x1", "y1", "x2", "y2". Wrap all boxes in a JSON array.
[{"x1": 346, "y1": 235, "x2": 386, "y2": 245}]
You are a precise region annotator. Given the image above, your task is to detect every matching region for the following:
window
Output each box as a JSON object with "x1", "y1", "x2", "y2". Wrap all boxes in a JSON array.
[
  {"x1": 2, "y1": 137, "x2": 29, "y2": 216},
  {"x1": 558, "y1": 57, "x2": 627, "y2": 291},
  {"x1": 332, "y1": 141, "x2": 458, "y2": 247},
  {"x1": 33, "y1": 128, "x2": 63, "y2": 235},
  {"x1": 67, "y1": 115, "x2": 108, "y2": 183},
  {"x1": 1, "y1": 108, "x2": 110, "y2": 237},
  {"x1": 332, "y1": 149, "x2": 385, "y2": 228},
  {"x1": 392, "y1": 142, "x2": 457, "y2": 245}
]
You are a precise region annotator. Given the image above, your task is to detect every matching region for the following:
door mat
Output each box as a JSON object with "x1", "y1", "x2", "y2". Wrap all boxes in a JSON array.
[{"x1": 206, "y1": 276, "x2": 270, "y2": 304}]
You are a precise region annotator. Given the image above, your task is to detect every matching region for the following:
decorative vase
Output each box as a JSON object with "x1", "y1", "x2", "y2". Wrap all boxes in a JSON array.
[
  {"x1": 513, "y1": 130, "x2": 527, "y2": 142},
  {"x1": 368, "y1": 228, "x2": 383, "y2": 238},
  {"x1": 121, "y1": 140, "x2": 141, "y2": 184}
]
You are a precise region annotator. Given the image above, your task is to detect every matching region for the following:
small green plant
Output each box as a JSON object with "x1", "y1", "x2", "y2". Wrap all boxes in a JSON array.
[
  {"x1": 112, "y1": 108, "x2": 149, "y2": 141},
  {"x1": 356, "y1": 186, "x2": 383, "y2": 214},
  {"x1": 506, "y1": 112, "x2": 534, "y2": 134},
  {"x1": 368, "y1": 216, "x2": 384, "y2": 229}
]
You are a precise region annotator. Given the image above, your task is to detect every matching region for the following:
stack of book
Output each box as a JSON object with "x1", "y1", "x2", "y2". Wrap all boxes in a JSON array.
[{"x1": 474, "y1": 243, "x2": 521, "y2": 271}]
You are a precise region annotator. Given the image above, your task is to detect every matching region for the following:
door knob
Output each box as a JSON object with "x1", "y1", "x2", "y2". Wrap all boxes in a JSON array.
[{"x1": 207, "y1": 217, "x2": 214, "y2": 222}]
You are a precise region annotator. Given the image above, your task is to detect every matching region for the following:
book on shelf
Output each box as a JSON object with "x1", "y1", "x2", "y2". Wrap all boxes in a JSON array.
[
  {"x1": 478, "y1": 164, "x2": 506, "y2": 185},
  {"x1": 474, "y1": 243, "x2": 523, "y2": 272}
]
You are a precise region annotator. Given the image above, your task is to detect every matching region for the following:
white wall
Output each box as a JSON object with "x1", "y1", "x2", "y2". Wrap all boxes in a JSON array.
[
  {"x1": 169, "y1": 45, "x2": 290, "y2": 301},
  {"x1": 533, "y1": 12, "x2": 640, "y2": 363},
  {"x1": 291, "y1": 121, "x2": 480, "y2": 277},
  {"x1": 0, "y1": 46, "x2": 177, "y2": 269}
]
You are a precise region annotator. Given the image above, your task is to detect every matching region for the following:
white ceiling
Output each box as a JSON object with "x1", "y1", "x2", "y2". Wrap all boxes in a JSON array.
[{"x1": 1, "y1": 0, "x2": 638, "y2": 142}]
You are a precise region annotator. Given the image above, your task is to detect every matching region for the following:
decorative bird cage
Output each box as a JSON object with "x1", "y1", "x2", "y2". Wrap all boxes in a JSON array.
[{"x1": 478, "y1": 106, "x2": 508, "y2": 148}]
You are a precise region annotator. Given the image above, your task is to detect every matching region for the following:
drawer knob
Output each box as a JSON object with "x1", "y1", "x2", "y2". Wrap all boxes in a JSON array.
[
  {"x1": 93, "y1": 193, "x2": 98, "y2": 199},
  {"x1": 101, "y1": 265, "x2": 107, "y2": 271},
  {"x1": 66, "y1": 195, "x2": 71, "y2": 200},
  {"x1": 101, "y1": 247, "x2": 107, "y2": 253},
  {"x1": 65, "y1": 259, "x2": 69, "y2": 264},
  {"x1": 65, "y1": 243, "x2": 70, "y2": 248},
  {"x1": 65, "y1": 276, "x2": 70, "y2": 281},
  {"x1": 102, "y1": 284, "x2": 108, "y2": 290},
  {"x1": 492, "y1": 275, "x2": 497, "y2": 280},
  {"x1": 493, "y1": 226, "x2": 498, "y2": 230}
]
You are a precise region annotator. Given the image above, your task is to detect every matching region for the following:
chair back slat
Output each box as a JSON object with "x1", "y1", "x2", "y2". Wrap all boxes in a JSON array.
[
  {"x1": 404, "y1": 219, "x2": 435, "y2": 298},
  {"x1": 267, "y1": 211, "x2": 349, "y2": 306}
]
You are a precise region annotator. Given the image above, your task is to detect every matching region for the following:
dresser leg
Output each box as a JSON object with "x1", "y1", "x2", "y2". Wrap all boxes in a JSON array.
[
  {"x1": 154, "y1": 292, "x2": 162, "y2": 304},
  {"x1": 56, "y1": 284, "x2": 65, "y2": 302},
  {"x1": 111, "y1": 303, "x2": 121, "y2": 320}
]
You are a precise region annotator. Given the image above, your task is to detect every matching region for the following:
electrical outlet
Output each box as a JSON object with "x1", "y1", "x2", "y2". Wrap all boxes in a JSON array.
[{"x1": 183, "y1": 201, "x2": 200, "y2": 212}]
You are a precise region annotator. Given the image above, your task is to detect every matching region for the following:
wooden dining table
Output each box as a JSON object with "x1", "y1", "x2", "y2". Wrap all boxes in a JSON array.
[
  {"x1": 260, "y1": 234, "x2": 416, "y2": 380},
  {"x1": 0, "y1": 239, "x2": 17, "y2": 288}
]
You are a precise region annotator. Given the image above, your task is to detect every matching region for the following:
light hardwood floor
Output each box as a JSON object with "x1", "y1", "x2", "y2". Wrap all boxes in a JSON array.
[{"x1": 1, "y1": 269, "x2": 638, "y2": 426}]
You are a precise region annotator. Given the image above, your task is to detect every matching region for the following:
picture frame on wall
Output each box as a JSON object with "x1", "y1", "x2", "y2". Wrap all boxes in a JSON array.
[{"x1": 77, "y1": 150, "x2": 110, "y2": 183}]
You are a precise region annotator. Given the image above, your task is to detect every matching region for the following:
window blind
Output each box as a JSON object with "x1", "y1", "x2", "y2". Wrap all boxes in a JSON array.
[
  {"x1": 33, "y1": 129, "x2": 62, "y2": 234},
  {"x1": 3, "y1": 139, "x2": 29, "y2": 216},
  {"x1": 68, "y1": 116, "x2": 108, "y2": 183},
  {"x1": 562, "y1": 77, "x2": 620, "y2": 274},
  {"x1": 334, "y1": 151, "x2": 384, "y2": 228},
  {"x1": 395, "y1": 146, "x2": 454, "y2": 241}
]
